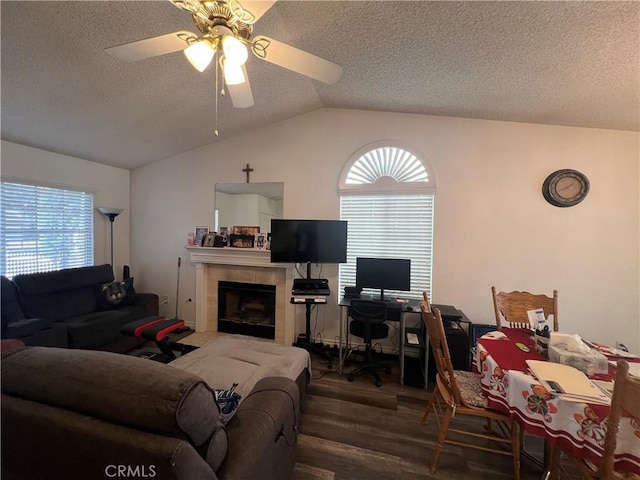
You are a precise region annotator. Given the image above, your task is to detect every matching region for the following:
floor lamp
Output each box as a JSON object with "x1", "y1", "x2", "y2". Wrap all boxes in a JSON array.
[{"x1": 98, "y1": 207, "x2": 123, "y2": 266}]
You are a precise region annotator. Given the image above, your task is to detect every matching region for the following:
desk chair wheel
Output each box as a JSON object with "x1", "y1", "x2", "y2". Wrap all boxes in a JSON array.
[
  {"x1": 375, "y1": 379, "x2": 382, "y2": 387},
  {"x1": 347, "y1": 373, "x2": 355, "y2": 382}
]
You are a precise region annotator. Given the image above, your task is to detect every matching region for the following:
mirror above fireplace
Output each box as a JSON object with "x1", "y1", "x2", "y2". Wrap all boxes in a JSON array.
[{"x1": 215, "y1": 182, "x2": 283, "y2": 234}]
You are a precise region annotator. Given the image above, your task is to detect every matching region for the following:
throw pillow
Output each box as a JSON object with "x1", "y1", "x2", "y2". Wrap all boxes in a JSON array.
[
  {"x1": 215, "y1": 383, "x2": 242, "y2": 424},
  {"x1": 98, "y1": 278, "x2": 135, "y2": 310}
]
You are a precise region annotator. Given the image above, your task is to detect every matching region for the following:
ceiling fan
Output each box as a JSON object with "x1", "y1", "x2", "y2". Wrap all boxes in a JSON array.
[{"x1": 106, "y1": 0, "x2": 343, "y2": 112}]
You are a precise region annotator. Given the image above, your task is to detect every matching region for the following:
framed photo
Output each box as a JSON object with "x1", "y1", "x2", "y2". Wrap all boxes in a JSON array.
[
  {"x1": 195, "y1": 226, "x2": 209, "y2": 246},
  {"x1": 229, "y1": 234, "x2": 255, "y2": 248},
  {"x1": 255, "y1": 233, "x2": 267, "y2": 250},
  {"x1": 213, "y1": 235, "x2": 226, "y2": 247},
  {"x1": 232, "y1": 226, "x2": 260, "y2": 235},
  {"x1": 202, "y1": 232, "x2": 216, "y2": 248}
]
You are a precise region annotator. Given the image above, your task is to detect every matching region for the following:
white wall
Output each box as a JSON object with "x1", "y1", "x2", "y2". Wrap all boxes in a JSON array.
[
  {"x1": 1, "y1": 141, "x2": 131, "y2": 277},
  {"x1": 130, "y1": 109, "x2": 640, "y2": 352}
]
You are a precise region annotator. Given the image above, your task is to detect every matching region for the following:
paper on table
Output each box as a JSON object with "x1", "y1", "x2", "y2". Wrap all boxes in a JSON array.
[{"x1": 526, "y1": 360, "x2": 609, "y2": 403}]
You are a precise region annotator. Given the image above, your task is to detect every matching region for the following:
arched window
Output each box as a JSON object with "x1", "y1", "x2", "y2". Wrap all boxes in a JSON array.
[{"x1": 339, "y1": 141, "x2": 436, "y2": 301}]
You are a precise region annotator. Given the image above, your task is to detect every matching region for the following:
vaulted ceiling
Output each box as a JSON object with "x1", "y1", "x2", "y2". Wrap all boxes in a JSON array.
[{"x1": 1, "y1": 1, "x2": 638, "y2": 170}]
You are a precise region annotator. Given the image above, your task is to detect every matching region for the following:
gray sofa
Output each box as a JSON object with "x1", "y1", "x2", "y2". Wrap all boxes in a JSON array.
[
  {"x1": 1, "y1": 344, "x2": 301, "y2": 480},
  {"x1": 1, "y1": 264, "x2": 159, "y2": 352}
]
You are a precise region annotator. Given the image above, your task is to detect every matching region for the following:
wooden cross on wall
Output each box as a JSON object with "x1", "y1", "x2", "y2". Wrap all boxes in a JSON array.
[{"x1": 242, "y1": 164, "x2": 253, "y2": 183}]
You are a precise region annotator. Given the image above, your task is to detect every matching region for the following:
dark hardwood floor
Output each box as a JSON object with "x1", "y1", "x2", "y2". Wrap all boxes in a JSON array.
[{"x1": 294, "y1": 350, "x2": 575, "y2": 480}]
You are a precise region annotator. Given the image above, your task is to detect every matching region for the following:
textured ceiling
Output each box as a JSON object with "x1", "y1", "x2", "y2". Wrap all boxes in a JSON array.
[{"x1": 1, "y1": 1, "x2": 638, "y2": 170}]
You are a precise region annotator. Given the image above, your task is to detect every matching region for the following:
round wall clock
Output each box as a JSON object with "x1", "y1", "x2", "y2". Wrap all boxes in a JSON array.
[{"x1": 542, "y1": 169, "x2": 590, "y2": 207}]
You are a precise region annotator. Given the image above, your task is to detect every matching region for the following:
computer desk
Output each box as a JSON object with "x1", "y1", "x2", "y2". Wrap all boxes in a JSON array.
[{"x1": 338, "y1": 296, "x2": 428, "y2": 387}]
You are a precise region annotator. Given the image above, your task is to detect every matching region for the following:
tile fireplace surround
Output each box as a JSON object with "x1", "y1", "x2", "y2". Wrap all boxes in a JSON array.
[{"x1": 186, "y1": 246, "x2": 296, "y2": 345}]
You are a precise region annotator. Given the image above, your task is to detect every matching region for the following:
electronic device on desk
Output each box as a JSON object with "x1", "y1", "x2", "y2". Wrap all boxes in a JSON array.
[
  {"x1": 425, "y1": 303, "x2": 471, "y2": 375},
  {"x1": 432, "y1": 304, "x2": 465, "y2": 331},
  {"x1": 343, "y1": 286, "x2": 362, "y2": 299},
  {"x1": 292, "y1": 278, "x2": 330, "y2": 296},
  {"x1": 355, "y1": 257, "x2": 411, "y2": 302}
]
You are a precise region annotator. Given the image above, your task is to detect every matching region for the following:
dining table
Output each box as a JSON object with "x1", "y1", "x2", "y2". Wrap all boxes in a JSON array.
[{"x1": 473, "y1": 328, "x2": 640, "y2": 476}]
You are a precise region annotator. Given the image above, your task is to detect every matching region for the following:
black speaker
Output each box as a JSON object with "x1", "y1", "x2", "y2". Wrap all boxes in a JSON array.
[
  {"x1": 344, "y1": 286, "x2": 362, "y2": 298},
  {"x1": 123, "y1": 265, "x2": 131, "y2": 280}
]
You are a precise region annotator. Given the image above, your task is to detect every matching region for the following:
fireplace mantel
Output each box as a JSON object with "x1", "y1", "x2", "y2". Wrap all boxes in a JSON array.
[
  {"x1": 186, "y1": 246, "x2": 296, "y2": 344},
  {"x1": 186, "y1": 246, "x2": 290, "y2": 268}
]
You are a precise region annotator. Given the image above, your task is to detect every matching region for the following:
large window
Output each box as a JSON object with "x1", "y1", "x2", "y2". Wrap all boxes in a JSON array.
[
  {"x1": 0, "y1": 181, "x2": 94, "y2": 277},
  {"x1": 339, "y1": 143, "x2": 436, "y2": 300}
]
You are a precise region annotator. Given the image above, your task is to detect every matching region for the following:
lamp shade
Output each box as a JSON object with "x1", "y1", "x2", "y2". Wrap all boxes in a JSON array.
[
  {"x1": 184, "y1": 39, "x2": 216, "y2": 72},
  {"x1": 222, "y1": 35, "x2": 248, "y2": 66},
  {"x1": 98, "y1": 207, "x2": 123, "y2": 220}
]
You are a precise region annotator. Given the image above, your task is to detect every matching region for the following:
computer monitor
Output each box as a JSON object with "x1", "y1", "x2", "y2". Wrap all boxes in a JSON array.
[{"x1": 355, "y1": 257, "x2": 411, "y2": 301}]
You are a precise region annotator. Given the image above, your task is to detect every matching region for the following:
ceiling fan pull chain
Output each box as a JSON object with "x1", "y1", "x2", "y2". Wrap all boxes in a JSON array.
[{"x1": 214, "y1": 54, "x2": 219, "y2": 136}]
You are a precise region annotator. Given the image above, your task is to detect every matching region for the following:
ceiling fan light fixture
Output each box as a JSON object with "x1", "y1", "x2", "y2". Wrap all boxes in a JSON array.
[
  {"x1": 223, "y1": 60, "x2": 246, "y2": 85},
  {"x1": 222, "y1": 35, "x2": 248, "y2": 66},
  {"x1": 184, "y1": 39, "x2": 216, "y2": 72}
]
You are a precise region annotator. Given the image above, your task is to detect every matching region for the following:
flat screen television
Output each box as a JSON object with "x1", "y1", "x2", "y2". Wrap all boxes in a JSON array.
[
  {"x1": 270, "y1": 219, "x2": 348, "y2": 264},
  {"x1": 356, "y1": 257, "x2": 411, "y2": 300}
]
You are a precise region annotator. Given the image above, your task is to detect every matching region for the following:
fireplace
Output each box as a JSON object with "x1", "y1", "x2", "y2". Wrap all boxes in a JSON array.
[
  {"x1": 187, "y1": 247, "x2": 296, "y2": 345},
  {"x1": 218, "y1": 281, "x2": 276, "y2": 340}
]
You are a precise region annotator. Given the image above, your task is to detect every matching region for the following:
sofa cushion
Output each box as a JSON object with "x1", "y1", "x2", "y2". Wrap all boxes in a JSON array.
[
  {"x1": 1, "y1": 347, "x2": 225, "y2": 449},
  {"x1": 5, "y1": 318, "x2": 53, "y2": 338},
  {"x1": 13, "y1": 265, "x2": 114, "y2": 320},
  {"x1": 63, "y1": 310, "x2": 131, "y2": 349},
  {"x1": 204, "y1": 424, "x2": 229, "y2": 471},
  {"x1": 6, "y1": 321, "x2": 69, "y2": 348}
]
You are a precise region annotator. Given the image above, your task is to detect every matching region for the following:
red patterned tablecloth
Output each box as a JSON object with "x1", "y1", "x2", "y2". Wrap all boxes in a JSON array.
[{"x1": 473, "y1": 329, "x2": 640, "y2": 475}]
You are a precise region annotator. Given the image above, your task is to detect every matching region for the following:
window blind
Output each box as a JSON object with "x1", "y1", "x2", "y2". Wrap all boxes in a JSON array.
[
  {"x1": 339, "y1": 194, "x2": 434, "y2": 300},
  {"x1": 0, "y1": 181, "x2": 94, "y2": 277}
]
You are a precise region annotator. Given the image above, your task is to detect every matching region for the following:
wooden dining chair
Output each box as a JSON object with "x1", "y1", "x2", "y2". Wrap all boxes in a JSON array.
[
  {"x1": 549, "y1": 360, "x2": 640, "y2": 479},
  {"x1": 492, "y1": 286, "x2": 559, "y2": 331},
  {"x1": 420, "y1": 292, "x2": 521, "y2": 479}
]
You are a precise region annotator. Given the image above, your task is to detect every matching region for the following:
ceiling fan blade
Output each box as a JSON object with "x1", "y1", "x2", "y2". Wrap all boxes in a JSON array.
[
  {"x1": 235, "y1": 0, "x2": 278, "y2": 23},
  {"x1": 227, "y1": 66, "x2": 254, "y2": 108},
  {"x1": 169, "y1": 0, "x2": 200, "y2": 15},
  {"x1": 252, "y1": 35, "x2": 343, "y2": 84},
  {"x1": 105, "y1": 31, "x2": 195, "y2": 62}
]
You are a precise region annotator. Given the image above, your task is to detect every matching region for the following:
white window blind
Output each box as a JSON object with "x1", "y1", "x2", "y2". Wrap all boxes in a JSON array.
[
  {"x1": 339, "y1": 194, "x2": 434, "y2": 300},
  {"x1": 0, "y1": 181, "x2": 94, "y2": 277}
]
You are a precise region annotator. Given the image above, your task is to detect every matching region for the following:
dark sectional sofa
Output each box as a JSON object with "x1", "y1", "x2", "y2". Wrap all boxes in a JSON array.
[
  {"x1": 1, "y1": 344, "x2": 300, "y2": 480},
  {"x1": 1, "y1": 264, "x2": 159, "y2": 352}
]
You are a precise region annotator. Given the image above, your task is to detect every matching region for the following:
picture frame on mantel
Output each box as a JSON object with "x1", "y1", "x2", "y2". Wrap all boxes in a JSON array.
[
  {"x1": 229, "y1": 234, "x2": 255, "y2": 248},
  {"x1": 202, "y1": 233, "x2": 216, "y2": 248},
  {"x1": 195, "y1": 226, "x2": 209, "y2": 246},
  {"x1": 255, "y1": 233, "x2": 267, "y2": 250},
  {"x1": 232, "y1": 226, "x2": 260, "y2": 235}
]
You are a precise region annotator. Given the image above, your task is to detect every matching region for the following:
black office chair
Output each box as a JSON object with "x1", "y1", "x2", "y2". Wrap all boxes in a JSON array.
[{"x1": 346, "y1": 299, "x2": 391, "y2": 387}]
